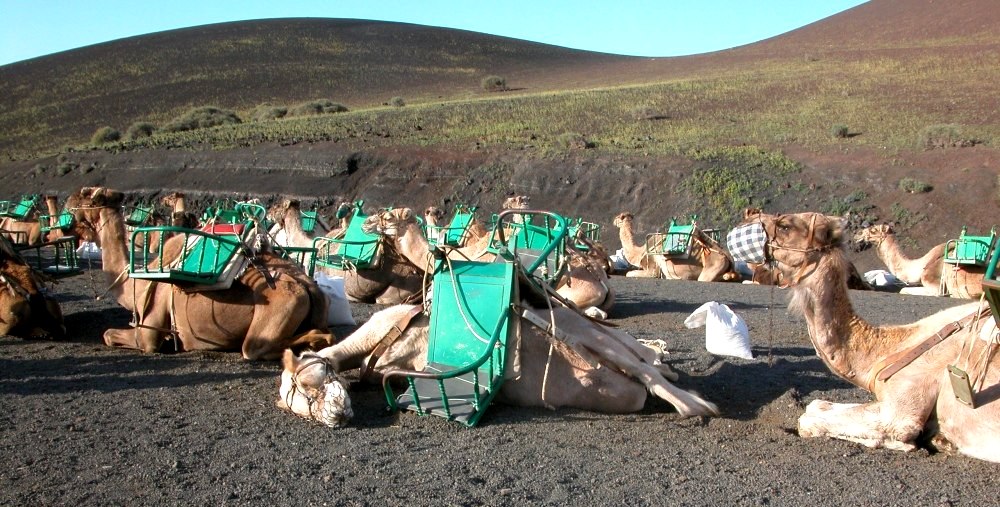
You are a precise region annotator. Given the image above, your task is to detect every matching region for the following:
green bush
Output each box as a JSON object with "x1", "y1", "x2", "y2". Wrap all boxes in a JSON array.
[
  {"x1": 918, "y1": 124, "x2": 978, "y2": 149},
  {"x1": 481, "y1": 75, "x2": 507, "y2": 92},
  {"x1": 831, "y1": 124, "x2": 850, "y2": 138},
  {"x1": 91, "y1": 126, "x2": 121, "y2": 145},
  {"x1": 286, "y1": 99, "x2": 349, "y2": 117},
  {"x1": 556, "y1": 132, "x2": 593, "y2": 150},
  {"x1": 163, "y1": 106, "x2": 242, "y2": 133},
  {"x1": 899, "y1": 177, "x2": 932, "y2": 193},
  {"x1": 250, "y1": 104, "x2": 288, "y2": 122},
  {"x1": 125, "y1": 121, "x2": 156, "y2": 140},
  {"x1": 390, "y1": 96, "x2": 406, "y2": 107}
]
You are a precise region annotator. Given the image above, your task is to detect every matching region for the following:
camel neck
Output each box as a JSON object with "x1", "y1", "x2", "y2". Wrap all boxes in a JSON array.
[
  {"x1": 396, "y1": 223, "x2": 434, "y2": 273},
  {"x1": 877, "y1": 234, "x2": 913, "y2": 272},
  {"x1": 793, "y1": 251, "x2": 894, "y2": 389},
  {"x1": 95, "y1": 208, "x2": 139, "y2": 309},
  {"x1": 617, "y1": 221, "x2": 644, "y2": 263}
]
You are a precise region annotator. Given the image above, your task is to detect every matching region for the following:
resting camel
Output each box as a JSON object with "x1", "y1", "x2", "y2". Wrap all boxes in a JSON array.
[
  {"x1": 69, "y1": 187, "x2": 331, "y2": 360},
  {"x1": 161, "y1": 192, "x2": 198, "y2": 229},
  {"x1": 0, "y1": 206, "x2": 42, "y2": 247},
  {"x1": 370, "y1": 207, "x2": 614, "y2": 319},
  {"x1": 733, "y1": 211, "x2": 1000, "y2": 462},
  {"x1": 613, "y1": 212, "x2": 736, "y2": 281},
  {"x1": 0, "y1": 235, "x2": 65, "y2": 339},
  {"x1": 278, "y1": 301, "x2": 719, "y2": 427},
  {"x1": 268, "y1": 199, "x2": 425, "y2": 304},
  {"x1": 854, "y1": 224, "x2": 983, "y2": 298}
]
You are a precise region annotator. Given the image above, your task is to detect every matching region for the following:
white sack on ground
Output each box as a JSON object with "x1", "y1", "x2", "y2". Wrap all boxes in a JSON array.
[
  {"x1": 683, "y1": 301, "x2": 753, "y2": 360},
  {"x1": 314, "y1": 272, "x2": 355, "y2": 326}
]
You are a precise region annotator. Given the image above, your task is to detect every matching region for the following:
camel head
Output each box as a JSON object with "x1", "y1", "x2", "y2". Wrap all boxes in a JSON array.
[
  {"x1": 612, "y1": 212, "x2": 633, "y2": 228},
  {"x1": 160, "y1": 192, "x2": 184, "y2": 208},
  {"x1": 743, "y1": 207, "x2": 763, "y2": 222},
  {"x1": 362, "y1": 207, "x2": 419, "y2": 238},
  {"x1": 424, "y1": 206, "x2": 445, "y2": 226},
  {"x1": 852, "y1": 224, "x2": 893, "y2": 252},
  {"x1": 70, "y1": 187, "x2": 125, "y2": 243},
  {"x1": 502, "y1": 195, "x2": 530, "y2": 210},
  {"x1": 267, "y1": 199, "x2": 301, "y2": 224},
  {"x1": 277, "y1": 350, "x2": 353, "y2": 428},
  {"x1": 742, "y1": 212, "x2": 846, "y2": 284}
]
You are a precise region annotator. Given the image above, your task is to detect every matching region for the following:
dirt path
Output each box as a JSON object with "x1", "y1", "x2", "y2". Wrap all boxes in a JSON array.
[{"x1": 2, "y1": 274, "x2": 997, "y2": 506}]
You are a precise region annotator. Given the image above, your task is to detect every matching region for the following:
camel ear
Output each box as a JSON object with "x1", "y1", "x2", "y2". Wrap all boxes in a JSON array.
[
  {"x1": 281, "y1": 348, "x2": 298, "y2": 372},
  {"x1": 815, "y1": 214, "x2": 845, "y2": 247}
]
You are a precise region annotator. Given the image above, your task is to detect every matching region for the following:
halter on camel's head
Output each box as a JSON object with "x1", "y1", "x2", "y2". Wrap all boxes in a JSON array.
[
  {"x1": 852, "y1": 223, "x2": 893, "y2": 252},
  {"x1": 362, "y1": 207, "x2": 418, "y2": 238},
  {"x1": 727, "y1": 212, "x2": 845, "y2": 286},
  {"x1": 424, "y1": 206, "x2": 445, "y2": 225},
  {"x1": 278, "y1": 350, "x2": 353, "y2": 428},
  {"x1": 69, "y1": 187, "x2": 126, "y2": 242}
]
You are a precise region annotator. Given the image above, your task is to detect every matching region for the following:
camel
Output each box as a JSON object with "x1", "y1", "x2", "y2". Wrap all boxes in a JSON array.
[
  {"x1": 267, "y1": 199, "x2": 425, "y2": 305},
  {"x1": 0, "y1": 234, "x2": 65, "y2": 339},
  {"x1": 161, "y1": 192, "x2": 198, "y2": 229},
  {"x1": 278, "y1": 303, "x2": 719, "y2": 427},
  {"x1": 69, "y1": 187, "x2": 332, "y2": 360},
  {"x1": 733, "y1": 211, "x2": 1000, "y2": 462},
  {"x1": 0, "y1": 200, "x2": 43, "y2": 247},
  {"x1": 613, "y1": 212, "x2": 736, "y2": 281},
  {"x1": 854, "y1": 224, "x2": 983, "y2": 298},
  {"x1": 366, "y1": 206, "x2": 614, "y2": 318}
]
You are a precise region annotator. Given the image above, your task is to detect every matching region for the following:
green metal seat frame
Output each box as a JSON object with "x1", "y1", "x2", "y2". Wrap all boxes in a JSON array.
[
  {"x1": 647, "y1": 215, "x2": 698, "y2": 258},
  {"x1": 124, "y1": 204, "x2": 154, "y2": 227},
  {"x1": 300, "y1": 210, "x2": 319, "y2": 234},
  {"x1": 981, "y1": 240, "x2": 1000, "y2": 321},
  {"x1": 383, "y1": 210, "x2": 569, "y2": 426},
  {"x1": 0, "y1": 195, "x2": 38, "y2": 220},
  {"x1": 487, "y1": 210, "x2": 568, "y2": 288},
  {"x1": 309, "y1": 200, "x2": 380, "y2": 273},
  {"x1": 944, "y1": 226, "x2": 996, "y2": 266},
  {"x1": 17, "y1": 236, "x2": 81, "y2": 277},
  {"x1": 426, "y1": 205, "x2": 479, "y2": 247},
  {"x1": 383, "y1": 258, "x2": 515, "y2": 426},
  {"x1": 568, "y1": 218, "x2": 601, "y2": 251},
  {"x1": 39, "y1": 212, "x2": 74, "y2": 233},
  {"x1": 129, "y1": 225, "x2": 248, "y2": 284}
]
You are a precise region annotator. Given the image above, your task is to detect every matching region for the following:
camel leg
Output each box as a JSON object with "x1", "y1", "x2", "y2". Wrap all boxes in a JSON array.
[
  {"x1": 242, "y1": 295, "x2": 311, "y2": 361},
  {"x1": 797, "y1": 399, "x2": 922, "y2": 452},
  {"x1": 103, "y1": 306, "x2": 167, "y2": 353}
]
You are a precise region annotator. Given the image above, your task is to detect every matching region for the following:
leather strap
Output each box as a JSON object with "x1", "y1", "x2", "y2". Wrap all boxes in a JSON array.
[
  {"x1": 359, "y1": 305, "x2": 424, "y2": 382},
  {"x1": 867, "y1": 307, "x2": 990, "y2": 391}
]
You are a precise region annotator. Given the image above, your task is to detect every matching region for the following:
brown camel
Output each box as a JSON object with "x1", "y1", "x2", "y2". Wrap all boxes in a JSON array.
[
  {"x1": 69, "y1": 187, "x2": 331, "y2": 360},
  {"x1": 268, "y1": 199, "x2": 425, "y2": 304},
  {"x1": 0, "y1": 200, "x2": 43, "y2": 247},
  {"x1": 854, "y1": 224, "x2": 983, "y2": 298},
  {"x1": 613, "y1": 212, "x2": 736, "y2": 281},
  {"x1": 739, "y1": 211, "x2": 1000, "y2": 462},
  {"x1": 0, "y1": 234, "x2": 65, "y2": 339},
  {"x1": 364, "y1": 206, "x2": 615, "y2": 318},
  {"x1": 161, "y1": 192, "x2": 199, "y2": 228},
  {"x1": 278, "y1": 298, "x2": 719, "y2": 427}
]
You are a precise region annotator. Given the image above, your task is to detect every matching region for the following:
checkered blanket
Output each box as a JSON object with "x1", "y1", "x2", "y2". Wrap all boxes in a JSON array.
[{"x1": 726, "y1": 223, "x2": 767, "y2": 263}]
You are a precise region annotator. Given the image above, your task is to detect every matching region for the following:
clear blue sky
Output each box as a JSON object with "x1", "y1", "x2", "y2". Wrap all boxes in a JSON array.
[{"x1": 0, "y1": 0, "x2": 868, "y2": 66}]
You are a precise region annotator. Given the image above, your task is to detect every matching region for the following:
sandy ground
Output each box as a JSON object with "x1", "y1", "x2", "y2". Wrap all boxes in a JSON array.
[{"x1": 2, "y1": 272, "x2": 998, "y2": 506}]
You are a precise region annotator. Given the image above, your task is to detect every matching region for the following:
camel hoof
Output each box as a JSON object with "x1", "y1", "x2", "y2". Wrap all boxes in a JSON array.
[{"x1": 804, "y1": 399, "x2": 833, "y2": 414}]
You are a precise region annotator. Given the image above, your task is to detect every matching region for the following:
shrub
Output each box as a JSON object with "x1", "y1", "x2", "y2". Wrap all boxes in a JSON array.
[
  {"x1": 125, "y1": 121, "x2": 156, "y2": 140},
  {"x1": 91, "y1": 126, "x2": 120, "y2": 145},
  {"x1": 556, "y1": 132, "x2": 593, "y2": 150},
  {"x1": 57, "y1": 162, "x2": 74, "y2": 176},
  {"x1": 899, "y1": 178, "x2": 932, "y2": 193},
  {"x1": 250, "y1": 104, "x2": 288, "y2": 122},
  {"x1": 286, "y1": 99, "x2": 349, "y2": 117},
  {"x1": 831, "y1": 124, "x2": 850, "y2": 138},
  {"x1": 918, "y1": 124, "x2": 978, "y2": 150},
  {"x1": 632, "y1": 106, "x2": 665, "y2": 121},
  {"x1": 481, "y1": 75, "x2": 507, "y2": 92},
  {"x1": 163, "y1": 106, "x2": 242, "y2": 133},
  {"x1": 390, "y1": 96, "x2": 406, "y2": 107}
]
